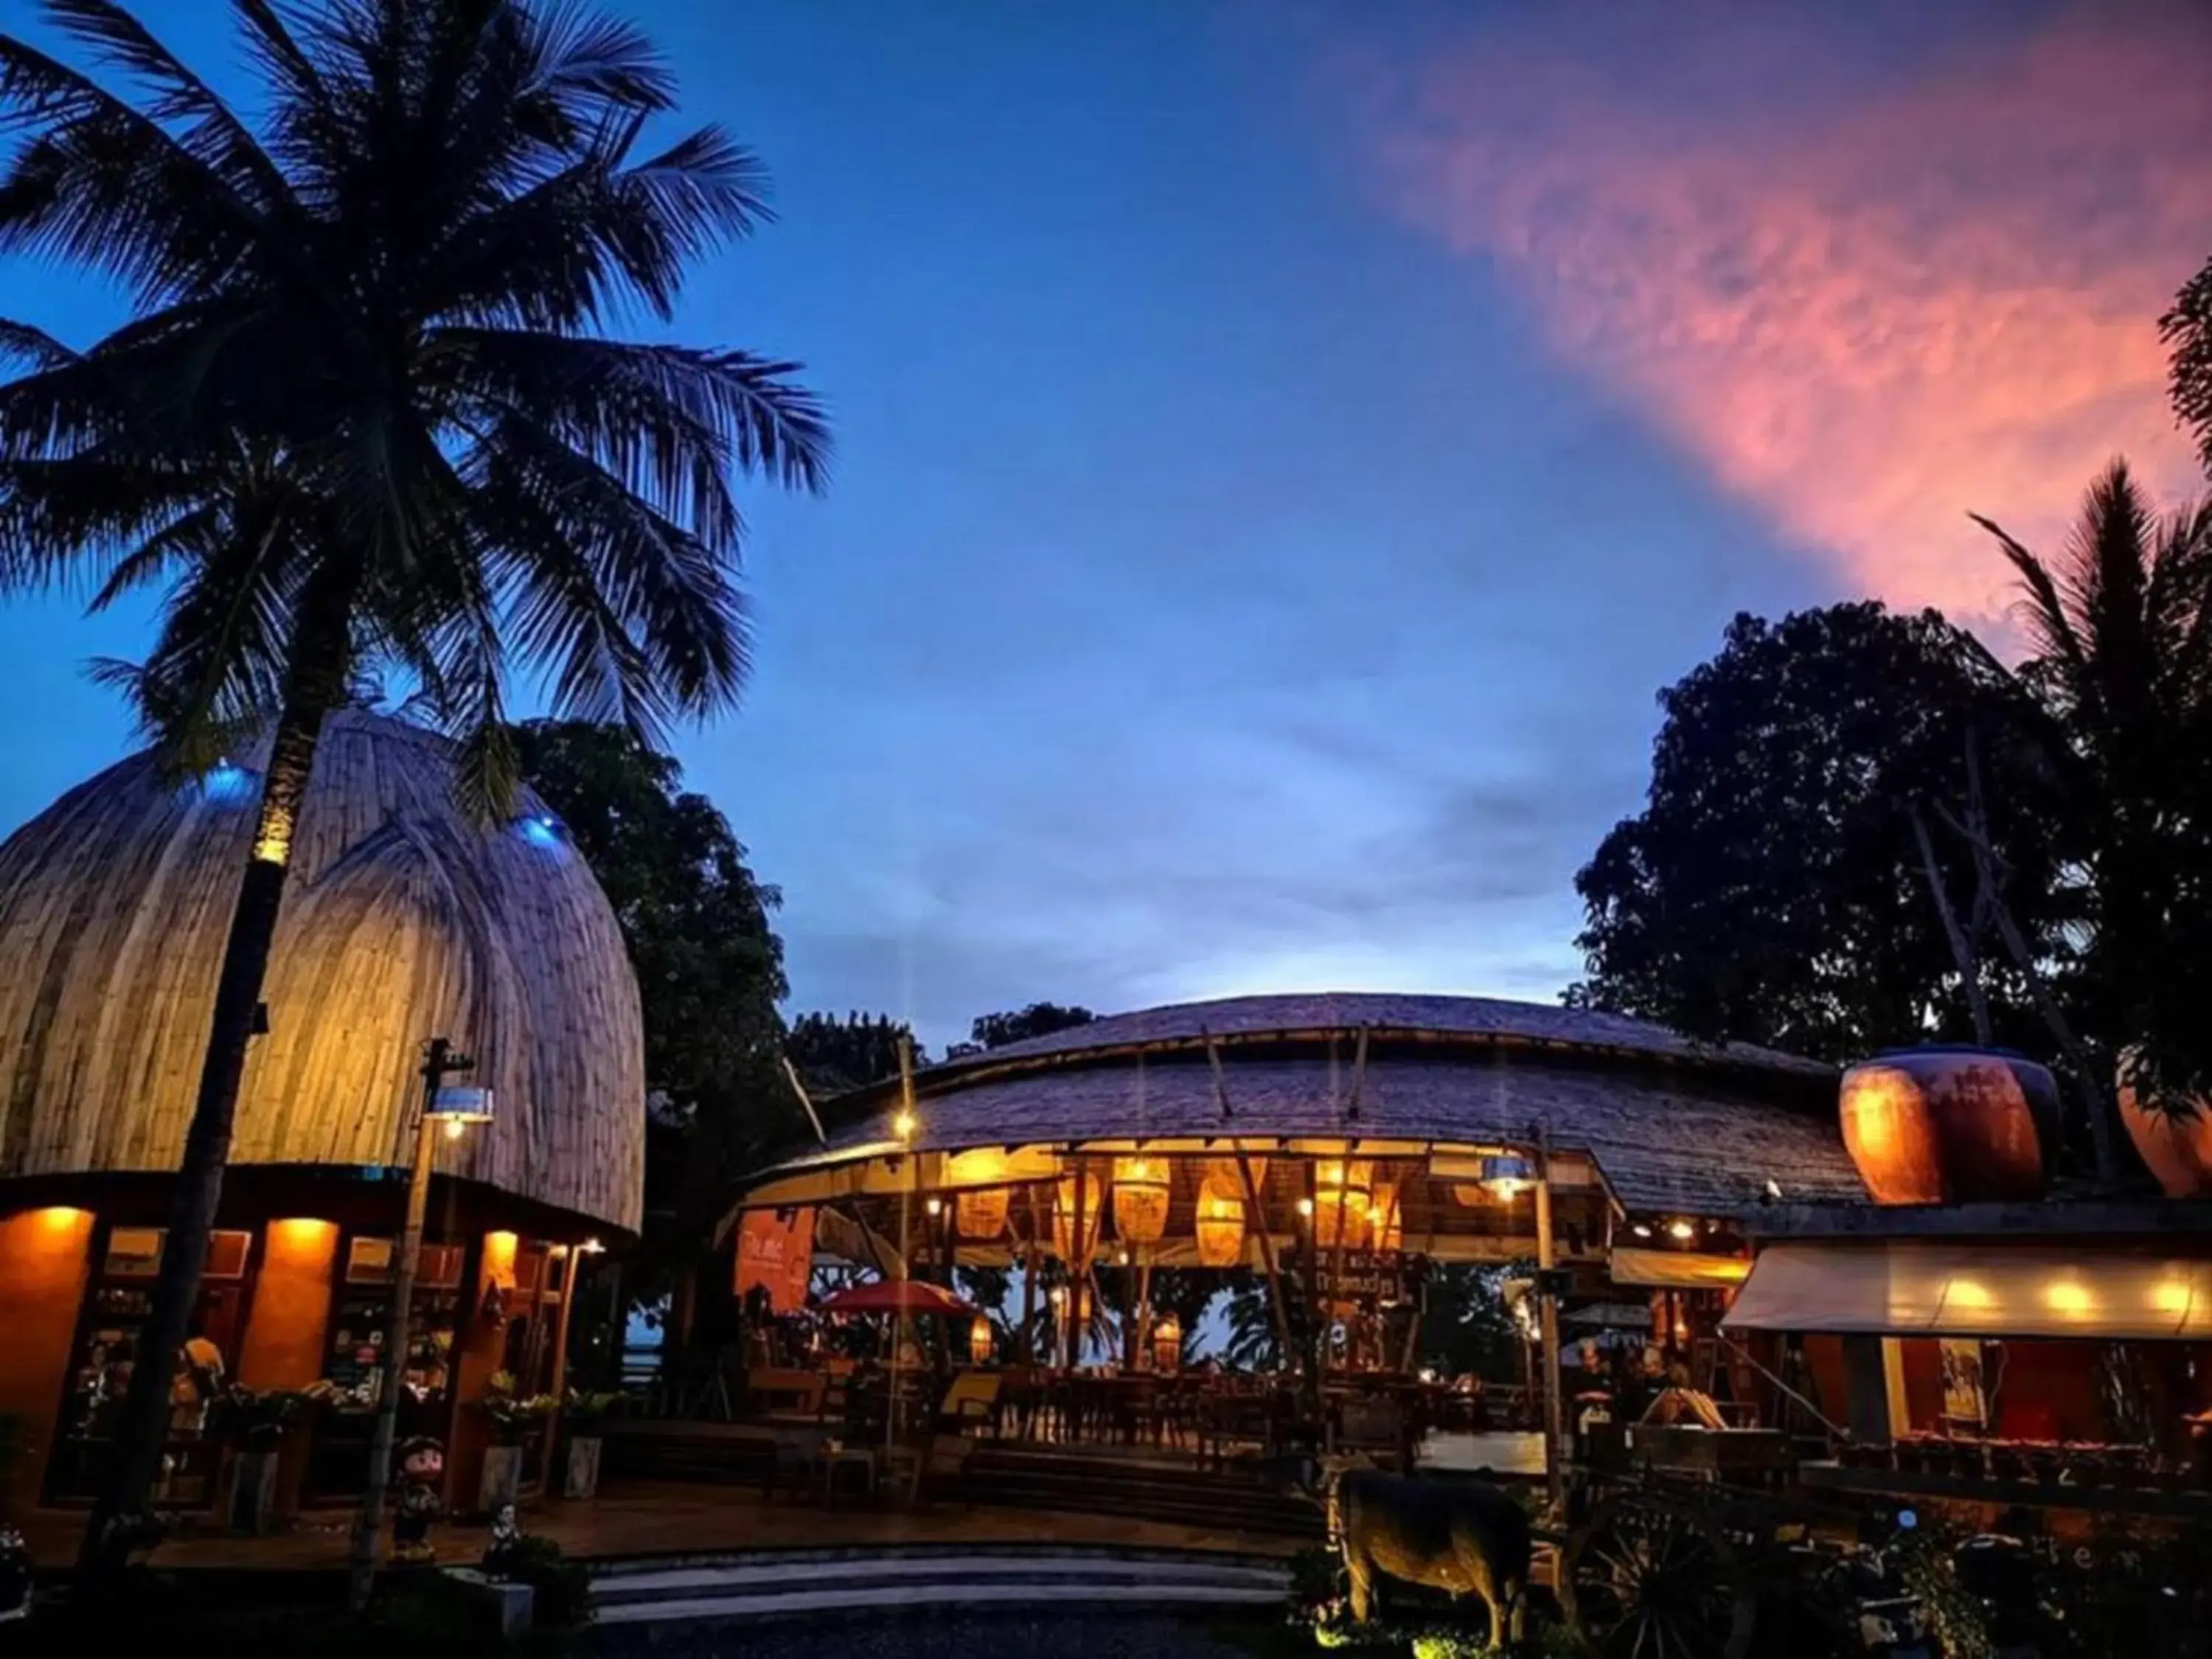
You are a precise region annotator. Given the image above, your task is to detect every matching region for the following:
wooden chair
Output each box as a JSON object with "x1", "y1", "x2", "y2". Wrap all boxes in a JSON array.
[{"x1": 938, "y1": 1371, "x2": 1002, "y2": 1435}]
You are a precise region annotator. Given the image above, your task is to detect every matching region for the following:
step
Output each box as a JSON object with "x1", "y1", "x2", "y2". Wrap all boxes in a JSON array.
[
  {"x1": 590, "y1": 1578, "x2": 1290, "y2": 1627},
  {"x1": 593, "y1": 1553, "x2": 1289, "y2": 1602}
]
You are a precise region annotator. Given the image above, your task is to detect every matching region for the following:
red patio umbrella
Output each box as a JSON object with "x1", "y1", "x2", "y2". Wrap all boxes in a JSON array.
[{"x1": 818, "y1": 1279, "x2": 978, "y2": 1318}]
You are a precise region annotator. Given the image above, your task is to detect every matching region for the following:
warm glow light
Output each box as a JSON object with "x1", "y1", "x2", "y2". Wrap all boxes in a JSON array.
[
  {"x1": 1632, "y1": 1222, "x2": 1652, "y2": 1239},
  {"x1": 1116, "y1": 1248, "x2": 1130, "y2": 1267},
  {"x1": 1668, "y1": 1220, "x2": 1697, "y2": 1242},
  {"x1": 1946, "y1": 1279, "x2": 1994, "y2": 1310},
  {"x1": 578, "y1": 1237, "x2": 605, "y2": 1255},
  {"x1": 1048, "y1": 1285, "x2": 1067, "y2": 1306},
  {"x1": 1419, "y1": 1367, "x2": 1438, "y2": 1385},
  {"x1": 1489, "y1": 1179, "x2": 1527, "y2": 1200},
  {"x1": 443, "y1": 1116, "x2": 467, "y2": 1141},
  {"x1": 32, "y1": 1205, "x2": 90, "y2": 1233},
  {"x1": 892, "y1": 1109, "x2": 918, "y2": 1141},
  {"x1": 1297, "y1": 1196, "x2": 1315, "y2": 1219},
  {"x1": 925, "y1": 1197, "x2": 942, "y2": 1217},
  {"x1": 2154, "y1": 1279, "x2": 2193, "y2": 1316},
  {"x1": 2045, "y1": 1280, "x2": 2095, "y2": 1316}
]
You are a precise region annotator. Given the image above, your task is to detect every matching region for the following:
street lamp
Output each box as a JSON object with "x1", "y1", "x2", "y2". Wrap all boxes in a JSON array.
[{"x1": 348, "y1": 1039, "x2": 490, "y2": 1610}]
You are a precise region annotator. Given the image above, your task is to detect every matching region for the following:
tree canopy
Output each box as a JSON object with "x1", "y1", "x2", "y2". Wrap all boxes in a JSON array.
[
  {"x1": 949, "y1": 1001, "x2": 1098, "y2": 1058},
  {"x1": 512, "y1": 720, "x2": 793, "y2": 1274},
  {"x1": 786, "y1": 1010, "x2": 923, "y2": 1098},
  {"x1": 1569, "y1": 602, "x2": 2079, "y2": 1064}
]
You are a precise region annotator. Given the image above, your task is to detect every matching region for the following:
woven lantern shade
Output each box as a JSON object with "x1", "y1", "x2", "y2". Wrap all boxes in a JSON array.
[
  {"x1": 1194, "y1": 1177, "x2": 1247, "y2": 1267},
  {"x1": 970, "y1": 1315, "x2": 994, "y2": 1365},
  {"x1": 1113, "y1": 1155, "x2": 1171, "y2": 1244},
  {"x1": 956, "y1": 1188, "x2": 1009, "y2": 1240},
  {"x1": 1205, "y1": 1155, "x2": 1268, "y2": 1194},
  {"x1": 1313, "y1": 1158, "x2": 1373, "y2": 1250},
  {"x1": 1368, "y1": 1179, "x2": 1404, "y2": 1253},
  {"x1": 943, "y1": 1148, "x2": 1012, "y2": 1239},
  {"x1": 1152, "y1": 1312, "x2": 1183, "y2": 1372},
  {"x1": 1053, "y1": 1169, "x2": 1105, "y2": 1262}
]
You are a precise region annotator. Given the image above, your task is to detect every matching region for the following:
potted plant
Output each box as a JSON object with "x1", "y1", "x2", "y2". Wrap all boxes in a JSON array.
[
  {"x1": 212, "y1": 1386, "x2": 307, "y2": 1534},
  {"x1": 478, "y1": 1371, "x2": 556, "y2": 1514},
  {"x1": 560, "y1": 1388, "x2": 618, "y2": 1501}
]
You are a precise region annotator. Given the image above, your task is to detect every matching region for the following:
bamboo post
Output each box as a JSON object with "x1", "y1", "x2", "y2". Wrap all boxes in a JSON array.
[
  {"x1": 1069, "y1": 1155, "x2": 1089, "y2": 1371},
  {"x1": 1207, "y1": 1038, "x2": 1297, "y2": 1370},
  {"x1": 1534, "y1": 1134, "x2": 1566, "y2": 1517},
  {"x1": 1020, "y1": 1186, "x2": 1041, "y2": 1364},
  {"x1": 1303, "y1": 1161, "x2": 1326, "y2": 1411},
  {"x1": 1231, "y1": 1148, "x2": 1296, "y2": 1373}
]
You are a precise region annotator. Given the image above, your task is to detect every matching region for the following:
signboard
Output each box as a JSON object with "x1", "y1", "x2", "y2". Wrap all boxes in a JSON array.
[
  {"x1": 1324, "y1": 1251, "x2": 1412, "y2": 1305},
  {"x1": 735, "y1": 1206, "x2": 817, "y2": 1313}
]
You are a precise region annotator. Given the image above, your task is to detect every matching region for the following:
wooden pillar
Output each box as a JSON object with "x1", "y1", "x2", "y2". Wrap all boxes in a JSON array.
[
  {"x1": 238, "y1": 1217, "x2": 339, "y2": 1389},
  {"x1": 0, "y1": 1206, "x2": 95, "y2": 1514},
  {"x1": 1534, "y1": 1140, "x2": 1566, "y2": 1515}
]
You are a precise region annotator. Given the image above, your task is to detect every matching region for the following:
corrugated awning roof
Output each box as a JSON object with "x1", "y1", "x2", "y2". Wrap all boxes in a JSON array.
[{"x1": 1723, "y1": 1240, "x2": 2212, "y2": 1340}]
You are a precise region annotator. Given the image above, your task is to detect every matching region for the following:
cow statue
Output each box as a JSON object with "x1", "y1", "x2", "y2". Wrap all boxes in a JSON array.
[{"x1": 1324, "y1": 1461, "x2": 1531, "y2": 1649}]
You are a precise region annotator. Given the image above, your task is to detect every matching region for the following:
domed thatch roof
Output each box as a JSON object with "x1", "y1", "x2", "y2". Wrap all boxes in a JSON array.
[{"x1": 0, "y1": 711, "x2": 645, "y2": 1231}]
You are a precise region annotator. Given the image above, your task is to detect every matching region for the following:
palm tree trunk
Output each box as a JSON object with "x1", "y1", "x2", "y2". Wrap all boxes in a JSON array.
[{"x1": 78, "y1": 589, "x2": 352, "y2": 1585}]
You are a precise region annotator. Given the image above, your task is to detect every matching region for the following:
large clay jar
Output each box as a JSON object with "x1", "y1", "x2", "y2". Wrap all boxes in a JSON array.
[
  {"x1": 1838, "y1": 1046, "x2": 2053, "y2": 1205},
  {"x1": 2117, "y1": 1051, "x2": 2212, "y2": 1198}
]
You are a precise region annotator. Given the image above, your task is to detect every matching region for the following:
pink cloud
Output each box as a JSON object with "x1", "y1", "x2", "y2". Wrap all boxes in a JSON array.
[{"x1": 1368, "y1": 10, "x2": 2212, "y2": 622}]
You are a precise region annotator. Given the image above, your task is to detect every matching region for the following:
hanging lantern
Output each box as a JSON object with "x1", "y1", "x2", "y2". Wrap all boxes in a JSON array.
[
  {"x1": 1152, "y1": 1312, "x2": 1183, "y2": 1373},
  {"x1": 945, "y1": 1149, "x2": 1012, "y2": 1240},
  {"x1": 1450, "y1": 1152, "x2": 1535, "y2": 1208},
  {"x1": 1205, "y1": 1155, "x2": 1268, "y2": 1194},
  {"x1": 1053, "y1": 1170, "x2": 1104, "y2": 1262},
  {"x1": 1194, "y1": 1177, "x2": 1247, "y2": 1267},
  {"x1": 956, "y1": 1189, "x2": 1009, "y2": 1240},
  {"x1": 1367, "y1": 1180, "x2": 1403, "y2": 1253},
  {"x1": 1113, "y1": 1155, "x2": 1171, "y2": 1244},
  {"x1": 970, "y1": 1314, "x2": 994, "y2": 1365},
  {"x1": 1313, "y1": 1158, "x2": 1372, "y2": 1249}
]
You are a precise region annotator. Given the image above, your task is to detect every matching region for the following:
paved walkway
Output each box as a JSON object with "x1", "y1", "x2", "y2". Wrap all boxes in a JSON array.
[{"x1": 22, "y1": 1481, "x2": 1311, "y2": 1572}]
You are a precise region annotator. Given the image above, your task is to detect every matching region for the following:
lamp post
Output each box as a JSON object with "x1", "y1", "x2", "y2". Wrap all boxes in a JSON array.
[
  {"x1": 890, "y1": 1038, "x2": 918, "y2": 1454},
  {"x1": 347, "y1": 1038, "x2": 491, "y2": 1610}
]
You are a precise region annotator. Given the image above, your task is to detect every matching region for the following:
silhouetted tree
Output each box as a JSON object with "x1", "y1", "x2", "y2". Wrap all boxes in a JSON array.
[{"x1": 1570, "y1": 602, "x2": 2079, "y2": 1065}]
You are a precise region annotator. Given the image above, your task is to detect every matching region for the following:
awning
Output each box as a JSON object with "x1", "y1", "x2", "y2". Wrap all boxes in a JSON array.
[
  {"x1": 1722, "y1": 1240, "x2": 2212, "y2": 1340},
  {"x1": 1610, "y1": 1247, "x2": 1750, "y2": 1290}
]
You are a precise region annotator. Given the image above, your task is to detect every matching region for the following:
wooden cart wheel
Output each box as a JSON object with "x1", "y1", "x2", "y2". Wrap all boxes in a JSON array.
[{"x1": 1562, "y1": 1495, "x2": 1757, "y2": 1659}]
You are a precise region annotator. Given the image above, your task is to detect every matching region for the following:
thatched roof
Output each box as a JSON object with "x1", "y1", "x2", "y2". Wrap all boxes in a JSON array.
[
  {"x1": 961, "y1": 992, "x2": 1832, "y2": 1082},
  {"x1": 788, "y1": 995, "x2": 1861, "y2": 1219},
  {"x1": 0, "y1": 710, "x2": 645, "y2": 1231}
]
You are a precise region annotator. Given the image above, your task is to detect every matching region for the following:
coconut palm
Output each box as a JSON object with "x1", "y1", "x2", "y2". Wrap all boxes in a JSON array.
[
  {"x1": 1974, "y1": 460, "x2": 2212, "y2": 1112},
  {"x1": 0, "y1": 0, "x2": 826, "y2": 1568}
]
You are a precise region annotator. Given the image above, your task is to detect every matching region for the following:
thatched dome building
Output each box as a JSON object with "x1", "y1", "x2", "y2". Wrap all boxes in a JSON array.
[
  {"x1": 0, "y1": 710, "x2": 644, "y2": 1515},
  {"x1": 0, "y1": 709, "x2": 644, "y2": 1228}
]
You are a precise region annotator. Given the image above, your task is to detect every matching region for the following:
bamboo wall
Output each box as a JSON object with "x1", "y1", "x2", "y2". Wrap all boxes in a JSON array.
[{"x1": 0, "y1": 711, "x2": 645, "y2": 1231}]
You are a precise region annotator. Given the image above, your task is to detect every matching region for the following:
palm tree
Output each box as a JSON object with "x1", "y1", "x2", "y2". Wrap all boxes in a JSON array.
[
  {"x1": 0, "y1": 0, "x2": 827, "y2": 1572},
  {"x1": 1974, "y1": 459, "x2": 2212, "y2": 1115}
]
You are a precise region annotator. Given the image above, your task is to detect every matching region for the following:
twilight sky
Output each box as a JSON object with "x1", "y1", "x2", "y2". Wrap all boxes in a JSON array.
[{"x1": 0, "y1": 0, "x2": 2205, "y2": 1048}]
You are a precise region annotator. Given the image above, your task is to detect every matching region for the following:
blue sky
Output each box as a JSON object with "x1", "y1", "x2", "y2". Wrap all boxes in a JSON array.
[{"x1": 0, "y1": 0, "x2": 2202, "y2": 1047}]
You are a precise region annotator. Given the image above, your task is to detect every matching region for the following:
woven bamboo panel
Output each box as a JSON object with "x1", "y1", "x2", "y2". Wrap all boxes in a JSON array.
[{"x1": 0, "y1": 711, "x2": 645, "y2": 1231}]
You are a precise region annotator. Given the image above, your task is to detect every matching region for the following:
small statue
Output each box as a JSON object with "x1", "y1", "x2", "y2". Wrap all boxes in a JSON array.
[
  {"x1": 482, "y1": 1503, "x2": 522, "y2": 1576},
  {"x1": 391, "y1": 1436, "x2": 445, "y2": 1564},
  {"x1": 0, "y1": 1526, "x2": 32, "y2": 1624}
]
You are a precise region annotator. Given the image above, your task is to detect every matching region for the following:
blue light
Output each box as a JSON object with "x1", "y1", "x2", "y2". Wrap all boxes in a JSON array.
[
  {"x1": 518, "y1": 813, "x2": 565, "y2": 847},
  {"x1": 195, "y1": 759, "x2": 255, "y2": 804}
]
